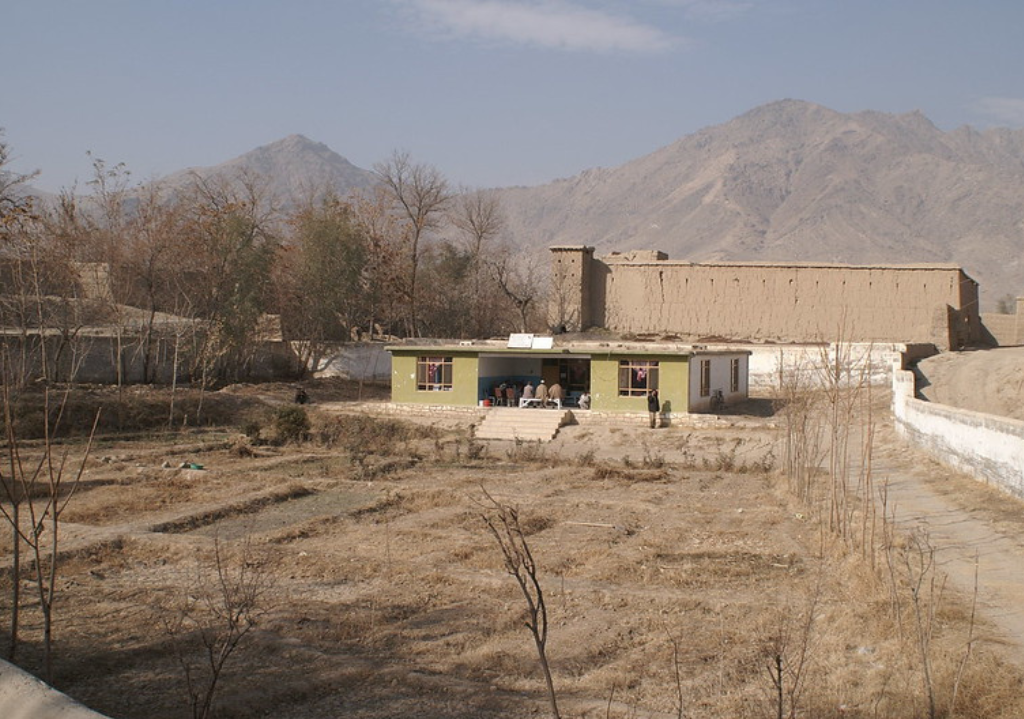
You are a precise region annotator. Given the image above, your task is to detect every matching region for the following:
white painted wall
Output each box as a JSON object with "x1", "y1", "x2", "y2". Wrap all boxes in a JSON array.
[
  {"x1": 0, "y1": 658, "x2": 112, "y2": 719},
  {"x1": 892, "y1": 358, "x2": 1024, "y2": 498},
  {"x1": 688, "y1": 353, "x2": 749, "y2": 412},
  {"x1": 317, "y1": 343, "x2": 392, "y2": 381},
  {"x1": 746, "y1": 343, "x2": 903, "y2": 390}
]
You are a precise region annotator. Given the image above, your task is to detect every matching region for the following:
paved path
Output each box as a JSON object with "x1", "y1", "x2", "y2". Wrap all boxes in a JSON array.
[{"x1": 873, "y1": 424, "x2": 1024, "y2": 659}]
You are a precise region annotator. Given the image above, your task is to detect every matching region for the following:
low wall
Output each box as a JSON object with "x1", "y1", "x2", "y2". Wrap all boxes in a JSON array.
[
  {"x1": 892, "y1": 357, "x2": 1024, "y2": 498},
  {"x1": 980, "y1": 312, "x2": 1022, "y2": 347},
  {"x1": 735, "y1": 343, "x2": 911, "y2": 390},
  {"x1": 317, "y1": 343, "x2": 392, "y2": 381},
  {"x1": 0, "y1": 658, "x2": 111, "y2": 719}
]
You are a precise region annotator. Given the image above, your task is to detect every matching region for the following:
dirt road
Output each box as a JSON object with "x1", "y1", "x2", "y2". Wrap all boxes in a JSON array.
[{"x1": 872, "y1": 411, "x2": 1024, "y2": 659}]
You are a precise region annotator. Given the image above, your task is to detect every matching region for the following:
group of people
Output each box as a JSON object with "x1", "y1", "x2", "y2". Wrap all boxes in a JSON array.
[{"x1": 489, "y1": 380, "x2": 591, "y2": 409}]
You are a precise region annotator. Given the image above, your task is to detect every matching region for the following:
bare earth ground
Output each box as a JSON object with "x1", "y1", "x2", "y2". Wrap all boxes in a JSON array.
[
  {"x1": 915, "y1": 346, "x2": 1024, "y2": 421},
  {"x1": 3, "y1": 382, "x2": 1024, "y2": 718}
]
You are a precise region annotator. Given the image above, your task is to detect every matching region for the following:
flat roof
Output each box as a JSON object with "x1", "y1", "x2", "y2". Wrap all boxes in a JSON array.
[{"x1": 387, "y1": 343, "x2": 750, "y2": 357}]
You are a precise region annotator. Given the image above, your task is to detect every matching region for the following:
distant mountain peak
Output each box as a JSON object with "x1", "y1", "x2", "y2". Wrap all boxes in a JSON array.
[{"x1": 159, "y1": 134, "x2": 376, "y2": 204}]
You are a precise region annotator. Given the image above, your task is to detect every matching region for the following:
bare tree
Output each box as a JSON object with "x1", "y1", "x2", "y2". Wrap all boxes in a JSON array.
[
  {"x1": 488, "y1": 248, "x2": 545, "y2": 333},
  {"x1": 0, "y1": 130, "x2": 39, "y2": 236},
  {"x1": 0, "y1": 383, "x2": 99, "y2": 678},
  {"x1": 900, "y1": 529, "x2": 945, "y2": 719},
  {"x1": 176, "y1": 172, "x2": 279, "y2": 391},
  {"x1": 373, "y1": 151, "x2": 451, "y2": 337},
  {"x1": 163, "y1": 536, "x2": 271, "y2": 719},
  {"x1": 759, "y1": 582, "x2": 821, "y2": 719},
  {"x1": 479, "y1": 488, "x2": 560, "y2": 719},
  {"x1": 351, "y1": 185, "x2": 407, "y2": 339},
  {"x1": 450, "y1": 188, "x2": 505, "y2": 337},
  {"x1": 277, "y1": 192, "x2": 368, "y2": 374},
  {"x1": 115, "y1": 182, "x2": 189, "y2": 383}
]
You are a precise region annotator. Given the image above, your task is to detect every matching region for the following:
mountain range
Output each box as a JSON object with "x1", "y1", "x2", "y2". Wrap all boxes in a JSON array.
[
  {"x1": 38, "y1": 100, "x2": 1024, "y2": 309},
  {"x1": 496, "y1": 100, "x2": 1024, "y2": 309}
]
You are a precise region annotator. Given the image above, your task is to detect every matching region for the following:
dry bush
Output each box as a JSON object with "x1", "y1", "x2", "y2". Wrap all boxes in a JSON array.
[
  {"x1": 590, "y1": 464, "x2": 669, "y2": 483},
  {"x1": 3, "y1": 386, "x2": 263, "y2": 439},
  {"x1": 430, "y1": 437, "x2": 488, "y2": 463},
  {"x1": 505, "y1": 438, "x2": 549, "y2": 463},
  {"x1": 310, "y1": 412, "x2": 438, "y2": 455},
  {"x1": 271, "y1": 405, "x2": 311, "y2": 444}
]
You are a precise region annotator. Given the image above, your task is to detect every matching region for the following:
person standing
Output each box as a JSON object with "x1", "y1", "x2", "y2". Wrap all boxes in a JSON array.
[{"x1": 647, "y1": 389, "x2": 661, "y2": 428}]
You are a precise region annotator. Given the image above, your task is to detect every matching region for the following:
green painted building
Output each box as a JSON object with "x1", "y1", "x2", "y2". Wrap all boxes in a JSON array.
[{"x1": 387, "y1": 341, "x2": 749, "y2": 414}]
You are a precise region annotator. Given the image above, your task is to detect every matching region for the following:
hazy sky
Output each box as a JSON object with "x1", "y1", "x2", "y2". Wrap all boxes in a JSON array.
[{"x1": 3, "y1": 1, "x2": 1023, "y2": 192}]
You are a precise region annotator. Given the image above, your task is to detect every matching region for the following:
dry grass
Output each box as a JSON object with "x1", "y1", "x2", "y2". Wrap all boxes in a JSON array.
[{"x1": 1, "y1": 395, "x2": 1023, "y2": 719}]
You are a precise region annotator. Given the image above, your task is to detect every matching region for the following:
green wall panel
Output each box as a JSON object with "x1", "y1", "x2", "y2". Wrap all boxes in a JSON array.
[
  {"x1": 590, "y1": 355, "x2": 689, "y2": 413},
  {"x1": 390, "y1": 351, "x2": 479, "y2": 407}
]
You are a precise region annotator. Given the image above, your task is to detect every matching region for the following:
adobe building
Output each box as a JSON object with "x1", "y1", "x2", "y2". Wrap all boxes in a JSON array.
[{"x1": 549, "y1": 246, "x2": 982, "y2": 351}]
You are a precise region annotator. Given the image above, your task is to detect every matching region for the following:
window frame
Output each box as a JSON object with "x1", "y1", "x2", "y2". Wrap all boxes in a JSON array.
[
  {"x1": 730, "y1": 357, "x2": 740, "y2": 393},
  {"x1": 699, "y1": 359, "x2": 711, "y2": 397},
  {"x1": 618, "y1": 359, "x2": 659, "y2": 397},
  {"x1": 416, "y1": 355, "x2": 453, "y2": 392}
]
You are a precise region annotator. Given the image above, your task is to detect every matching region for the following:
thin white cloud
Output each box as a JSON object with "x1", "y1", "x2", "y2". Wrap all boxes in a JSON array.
[
  {"x1": 974, "y1": 97, "x2": 1024, "y2": 126},
  {"x1": 646, "y1": 0, "x2": 754, "y2": 22},
  {"x1": 401, "y1": 0, "x2": 677, "y2": 53}
]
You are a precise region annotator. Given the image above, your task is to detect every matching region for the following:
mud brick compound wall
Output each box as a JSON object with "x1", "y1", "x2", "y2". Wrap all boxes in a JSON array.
[{"x1": 550, "y1": 247, "x2": 981, "y2": 350}]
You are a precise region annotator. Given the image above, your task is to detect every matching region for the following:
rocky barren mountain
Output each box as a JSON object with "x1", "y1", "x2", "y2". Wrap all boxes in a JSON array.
[
  {"x1": 159, "y1": 133, "x2": 377, "y2": 204},
  {"x1": 495, "y1": 100, "x2": 1024, "y2": 307},
  {"x1": 120, "y1": 101, "x2": 1024, "y2": 308}
]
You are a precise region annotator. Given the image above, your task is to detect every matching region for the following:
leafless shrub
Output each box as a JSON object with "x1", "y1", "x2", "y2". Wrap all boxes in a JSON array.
[
  {"x1": 574, "y1": 447, "x2": 597, "y2": 467},
  {"x1": 162, "y1": 536, "x2": 272, "y2": 719},
  {"x1": 757, "y1": 582, "x2": 822, "y2": 719},
  {"x1": 641, "y1": 444, "x2": 665, "y2": 469},
  {"x1": 0, "y1": 380, "x2": 99, "y2": 677},
  {"x1": 506, "y1": 437, "x2": 548, "y2": 463},
  {"x1": 431, "y1": 436, "x2": 488, "y2": 463},
  {"x1": 311, "y1": 412, "x2": 437, "y2": 455},
  {"x1": 478, "y1": 487, "x2": 560, "y2": 719}
]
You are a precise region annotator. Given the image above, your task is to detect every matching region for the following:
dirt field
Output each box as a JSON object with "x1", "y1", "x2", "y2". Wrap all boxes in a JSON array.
[
  {"x1": 2, "y1": 382, "x2": 1024, "y2": 719},
  {"x1": 915, "y1": 346, "x2": 1024, "y2": 421}
]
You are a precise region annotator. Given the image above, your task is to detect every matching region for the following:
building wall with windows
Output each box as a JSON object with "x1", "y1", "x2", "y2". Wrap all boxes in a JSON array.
[
  {"x1": 550, "y1": 247, "x2": 981, "y2": 350},
  {"x1": 388, "y1": 344, "x2": 751, "y2": 414},
  {"x1": 688, "y1": 352, "x2": 749, "y2": 412},
  {"x1": 589, "y1": 353, "x2": 689, "y2": 414},
  {"x1": 391, "y1": 350, "x2": 479, "y2": 407}
]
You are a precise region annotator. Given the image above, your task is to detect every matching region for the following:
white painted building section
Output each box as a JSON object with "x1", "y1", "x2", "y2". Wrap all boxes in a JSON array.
[
  {"x1": 733, "y1": 343, "x2": 904, "y2": 390},
  {"x1": 688, "y1": 352, "x2": 749, "y2": 412},
  {"x1": 892, "y1": 359, "x2": 1024, "y2": 499}
]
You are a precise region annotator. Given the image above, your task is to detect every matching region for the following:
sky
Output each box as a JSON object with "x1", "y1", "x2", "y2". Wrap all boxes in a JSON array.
[{"x1": 3, "y1": 0, "x2": 1024, "y2": 193}]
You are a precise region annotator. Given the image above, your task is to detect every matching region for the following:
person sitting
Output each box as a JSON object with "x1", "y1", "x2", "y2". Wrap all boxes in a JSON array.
[
  {"x1": 578, "y1": 390, "x2": 591, "y2": 410},
  {"x1": 522, "y1": 382, "x2": 535, "y2": 400},
  {"x1": 548, "y1": 382, "x2": 564, "y2": 409},
  {"x1": 536, "y1": 380, "x2": 549, "y2": 407}
]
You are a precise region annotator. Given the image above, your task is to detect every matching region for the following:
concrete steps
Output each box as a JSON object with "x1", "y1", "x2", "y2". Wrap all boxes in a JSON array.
[{"x1": 475, "y1": 407, "x2": 574, "y2": 442}]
